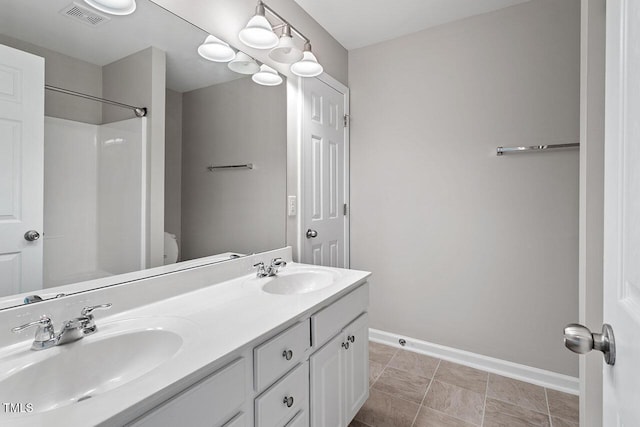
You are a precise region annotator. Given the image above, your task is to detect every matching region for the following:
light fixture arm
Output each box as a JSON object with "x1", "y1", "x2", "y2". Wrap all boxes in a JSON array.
[{"x1": 259, "y1": 1, "x2": 310, "y2": 44}]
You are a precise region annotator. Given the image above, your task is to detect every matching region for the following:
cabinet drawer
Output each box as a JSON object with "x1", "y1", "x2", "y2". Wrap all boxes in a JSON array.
[
  {"x1": 285, "y1": 410, "x2": 308, "y2": 427},
  {"x1": 254, "y1": 319, "x2": 310, "y2": 392},
  {"x1": 223, "y1": 412, "x2": 246, "y2": 427},
  {"x1": 129, "y1": 358, "x2": 247, "y2": 427},
  {"x1": 311, "y1": 283, "x2": 369, "y2": 348},
  {"x1": 255, "y1": 362, "x2": 309, "y2": 427}
]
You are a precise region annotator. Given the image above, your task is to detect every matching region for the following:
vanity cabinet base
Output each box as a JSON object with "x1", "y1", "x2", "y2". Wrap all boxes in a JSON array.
[{"x1": 126, "y1": 283, "x2": 369, "y2": 427}]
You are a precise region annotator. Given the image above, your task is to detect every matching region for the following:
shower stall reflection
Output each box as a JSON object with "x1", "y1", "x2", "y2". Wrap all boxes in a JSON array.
[{"x1": 43, "y1": 115, "x2": 147, "y2": 287}]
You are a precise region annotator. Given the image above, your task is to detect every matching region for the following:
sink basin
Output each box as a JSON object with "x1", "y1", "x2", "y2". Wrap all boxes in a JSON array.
[
  {"x1": 262, "y1": 268, "x2": 338, "y2": 295},
  {"x1": 0, "y1": 318, "x2": 191, "y2": 414}
]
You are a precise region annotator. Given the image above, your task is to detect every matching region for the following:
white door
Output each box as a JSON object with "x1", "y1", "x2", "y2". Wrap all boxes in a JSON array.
[
  {"x1": 602, "y1": 0, "x2": 640, "y2": 424},
  {"x1": 302, "y1": 76, "x2": 349, "y2": 268},
  {"x1": 0, "y1": 44, "x2": 44, "y2": 297},
  {"x1": 310, "y1": 333, "x2": 344, "y2": 427},
  {"x1": 343, "y1": 313, "x2": 369, "y2": 424}
]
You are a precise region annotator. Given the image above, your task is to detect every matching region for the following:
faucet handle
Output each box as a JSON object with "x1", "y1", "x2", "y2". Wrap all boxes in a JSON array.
[
  {"x1": 12, "y1": 315, "x2": 58, "y2": 350},
  {"x1": 12, "y1": 315, "x2": 56, "y2": 345},
  {"x1": 11, "y1": 315, "x2": 53, "y2": 334},
  {"x1": 268, "y1": 257, "x2": 286, "y2": 276},
  {"x1": 253, "y1": 261, "x2": 268, "y2": 277},
  {"x1": 80, "y1": 303, "x2": 112, "y2": 316},
  {"x1": 80, "y1": 304, "x2": 111, "y2": 335},
  {"x1": 270, "y1": 257, "x2": 286, "y2": 267}
]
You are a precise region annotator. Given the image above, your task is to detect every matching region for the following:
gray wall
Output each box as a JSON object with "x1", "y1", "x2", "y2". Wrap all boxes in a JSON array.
[
  {"x1": 103, "y1": 47, "x2": 167, "y2": 268},
  {"x1": 0, "y1": 35, "x2": 102, "y2": 124},
  {"x1": 349, "y1": 0, "x2": 580, "y2": 376},
  {"x1": 181, "y1": 77, "x2": 286, "y2": 259},
  {"x1": 165, "y1": 89, "x2": 183, "y2": 253},
  {"x1": 580, "y1": 0, "x2": 605, "y2": 423}
]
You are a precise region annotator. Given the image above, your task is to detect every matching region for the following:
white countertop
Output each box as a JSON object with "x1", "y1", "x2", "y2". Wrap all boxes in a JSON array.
[{"x1": 0, "y1": 260, "x2": 370, "y2": 427}]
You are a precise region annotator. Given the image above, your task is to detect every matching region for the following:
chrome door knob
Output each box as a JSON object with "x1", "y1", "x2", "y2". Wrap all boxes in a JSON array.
[
  {"x1": 564, "y1": 323, "x2": 616, "y2": 365},
  {"x1": 306, "y1": 229, "x2": 318, "y2": 239},
  {"x1": 24, "y1": 230, "x2": 40, "y2": 241}
]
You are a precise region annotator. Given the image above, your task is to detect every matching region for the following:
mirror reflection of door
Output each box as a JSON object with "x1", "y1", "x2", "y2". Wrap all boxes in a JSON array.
[{"x1": 0, "y1": 44, "x2": 44, "y2": 297}]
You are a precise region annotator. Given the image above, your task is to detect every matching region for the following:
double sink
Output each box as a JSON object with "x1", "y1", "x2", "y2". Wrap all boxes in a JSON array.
[{"x1": 0, "y1": 263, "x2": 341, "y2": 417}]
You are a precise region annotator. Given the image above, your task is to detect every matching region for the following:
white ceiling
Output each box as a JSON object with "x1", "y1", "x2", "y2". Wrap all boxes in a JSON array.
[
  {"x1": 293, "y1": 0, "x2": 531, "y2": 50},
  {"x1": 0, "y1": 0, "x2": 244, "y2": 92}
]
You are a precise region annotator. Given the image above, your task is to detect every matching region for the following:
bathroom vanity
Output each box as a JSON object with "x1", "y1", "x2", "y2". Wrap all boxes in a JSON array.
[{"x1": 0, "y1": 248, "x2": 370, "y2": 427}]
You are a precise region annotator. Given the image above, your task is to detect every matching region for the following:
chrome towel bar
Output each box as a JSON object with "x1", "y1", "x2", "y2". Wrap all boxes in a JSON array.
[
  {"x1": 496, "y1": 143, "x2": 579, "y2": 156},
  {"x1": 207, "y1": 163, "x2": 254, "y2": 171}
]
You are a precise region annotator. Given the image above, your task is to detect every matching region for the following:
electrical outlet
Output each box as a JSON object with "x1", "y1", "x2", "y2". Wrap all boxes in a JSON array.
[{"x1": 287, "y1": 196, "x2": 297, "y2": 217}]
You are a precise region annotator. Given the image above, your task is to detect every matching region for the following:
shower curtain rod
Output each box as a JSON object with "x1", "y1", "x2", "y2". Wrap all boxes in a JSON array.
[{"x1": 44, "y1": 85, "x2": 148, "y2": 117}]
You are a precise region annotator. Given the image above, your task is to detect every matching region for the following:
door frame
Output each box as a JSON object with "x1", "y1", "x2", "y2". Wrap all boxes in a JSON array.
[
  {"x1": 286, "y1": 73, "x2": 350, "y2": 266},
  {"x1": 578, "y1": 0, "x2": 606, "y2": 425}
]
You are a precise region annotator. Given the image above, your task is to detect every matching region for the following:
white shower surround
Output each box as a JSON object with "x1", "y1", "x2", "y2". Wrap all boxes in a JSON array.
[{"x1": 43, "y1": 116, "x2": 147, "y2": 287}]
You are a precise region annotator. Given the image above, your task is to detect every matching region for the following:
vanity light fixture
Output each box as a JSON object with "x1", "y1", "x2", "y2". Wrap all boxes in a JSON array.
[
  {"x1": 197, "y1": 35, "x2": 236, "y2": 62},
  {"x1": 83, "y1": 0, "x2": 136, "y2": 15},
  {"x1": 252, "y1": 64, "x2": 283, "y2": 86},
  {"x1": 291, "y1": 43, "x2": 323, "y2": 77},
  {"x1": 239, "y1": 1, "x2": 279, "y2": 49},
  {"x1": 240, "y1": 1, "x2": 323, "y2": 77},
  {"x1": 228, "y1": 52, "x2": 261, "y2": 75},
  {"x1": 268, "y1": 24, "x2": 303, "y2": 64}
]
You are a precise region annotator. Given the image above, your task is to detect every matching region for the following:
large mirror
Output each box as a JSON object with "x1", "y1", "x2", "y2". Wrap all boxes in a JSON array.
[{"x1": 0, "y1": 0, "x2": 287, "y2": 309}]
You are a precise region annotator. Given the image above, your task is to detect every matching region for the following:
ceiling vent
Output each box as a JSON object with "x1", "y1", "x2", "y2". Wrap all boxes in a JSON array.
[{"x1": 60, "y1": 2, "x2": 110, "y2": 27}]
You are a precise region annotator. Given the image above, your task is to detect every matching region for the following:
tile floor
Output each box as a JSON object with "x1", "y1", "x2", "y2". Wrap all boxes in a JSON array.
[{"x1": 350, "y1": 342, "x2": 579, "y2": 427}]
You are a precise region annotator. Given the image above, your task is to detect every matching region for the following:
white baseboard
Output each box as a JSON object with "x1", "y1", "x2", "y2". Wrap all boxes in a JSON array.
[{"x1": 369, "y1": 328, "x2": 579, "y2": 395}]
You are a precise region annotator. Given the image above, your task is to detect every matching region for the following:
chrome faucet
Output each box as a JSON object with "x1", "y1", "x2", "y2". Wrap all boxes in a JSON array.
[
  {"x1": 11, "y1": 303, "x2": 112, "y2": 351},
  {"x1": 253, "y1": 257, "x2": 287, "y2": 278}
]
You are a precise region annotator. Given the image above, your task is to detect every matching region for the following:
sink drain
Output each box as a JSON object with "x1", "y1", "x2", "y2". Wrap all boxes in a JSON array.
[{"x1": 77, "y1": 395, "x2": 92, "y2": 403}]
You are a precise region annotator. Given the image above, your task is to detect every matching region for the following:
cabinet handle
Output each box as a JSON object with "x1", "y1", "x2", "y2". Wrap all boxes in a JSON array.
[
  {"x1": 342, "y1": 342, "x2": 350, "y2": 350},
  {"x1": 348, "y1": 335, "x2": 355, "y2": 343},
  {"x1": 282, "y1": 349, "x2": 293, "y2": 360},
  {"x1": 283, "y1": 396, "x2": 294, "y2": 408}
]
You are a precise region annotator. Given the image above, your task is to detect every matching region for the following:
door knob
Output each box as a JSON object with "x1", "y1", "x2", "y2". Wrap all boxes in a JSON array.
[
  {"x1": 564, "y1": 323, "x2": 616, "y2": 365},
  {"x1": 306, "y1": 229, "x2": 318, "y2": 239},
  {"x1": 24, "y1": 230, "x2": 40, "y2": 241}
]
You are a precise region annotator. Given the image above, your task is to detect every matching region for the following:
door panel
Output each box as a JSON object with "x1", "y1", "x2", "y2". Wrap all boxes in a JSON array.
[
  {"x1": 343, "y1": 313, "x2": 369, "y2": 424},
  {"x1": 302, "y1": 78, "x2": 348, "y2": 268},
  {"x1": 0, "y1": 44, "x2": 44, "y2": 296},
  {"x1": 603, "y1": 0, "x2": 640, "y2": 424},
  {"x1": 310, "y1": 334, "x2": 344, "y2": 427}
]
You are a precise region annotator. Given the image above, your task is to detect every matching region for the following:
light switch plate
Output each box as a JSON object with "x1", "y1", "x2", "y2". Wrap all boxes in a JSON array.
[{"x1": 287, "y1": 196, "x2": 297, "y2": 217}]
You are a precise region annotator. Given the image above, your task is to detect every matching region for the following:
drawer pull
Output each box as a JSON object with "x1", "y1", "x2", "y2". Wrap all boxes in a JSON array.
[
  {"x1": 282, "y1": 349, "x2": 293, "y2": 361},
  {"x1": 348, "y1": 335, "x2": 355, "y2": 343},
  {"x1": 283, "y1": 396, "x2": 294, "y2": 408},
  {"x1": 342, "y1": 342, "x2": 350, "y2": 350}
]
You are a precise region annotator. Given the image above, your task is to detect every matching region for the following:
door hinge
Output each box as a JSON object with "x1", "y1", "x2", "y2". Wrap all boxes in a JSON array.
[
  {"x1": 343, "y1": 114, "x2": 350, "y2": 127},
  {"x1": 343, "y1": 203, "x2": 348, "y2": 216}
]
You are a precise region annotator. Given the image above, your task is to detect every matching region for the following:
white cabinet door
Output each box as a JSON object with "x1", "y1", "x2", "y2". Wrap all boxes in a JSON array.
[
  {"x1": 310, "y1": 334, "x2": 344, "y2": 427},
  {"x1": 0, "y1": 44, "x2": 44, "y2": 297},
  {"x1": 310, "y1": 311, "x2": 369, "y2": 427},
  {"x1": 343, "y1": 313, "x2": 369, "y2": 424}
]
